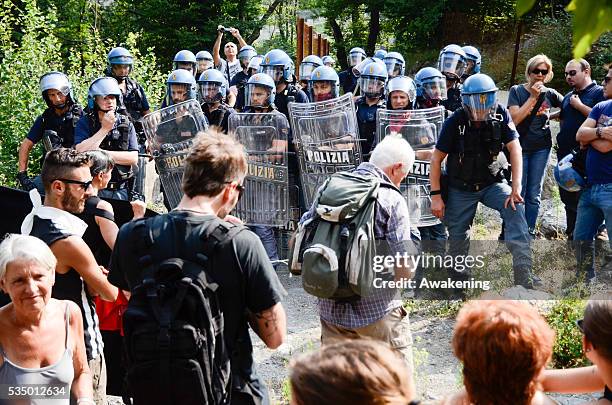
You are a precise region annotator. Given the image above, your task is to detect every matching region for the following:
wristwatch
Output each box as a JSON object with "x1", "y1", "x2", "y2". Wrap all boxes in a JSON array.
[{"x1": 596, "y1": 127, "x2": 602, "y2": 138}]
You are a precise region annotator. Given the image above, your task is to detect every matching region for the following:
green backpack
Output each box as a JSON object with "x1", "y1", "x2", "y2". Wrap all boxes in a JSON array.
[{"x1": 290, "y1": 171, "x2": 400, "y2": 300}]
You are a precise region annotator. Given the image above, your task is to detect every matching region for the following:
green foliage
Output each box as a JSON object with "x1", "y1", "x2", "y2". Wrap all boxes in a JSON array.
[
  {"x1": 0, "y1": 0, "x2": 165, "y2": 187},
  {"x1": 545, "y1": 299, "x2": 590, "y2": 369}
]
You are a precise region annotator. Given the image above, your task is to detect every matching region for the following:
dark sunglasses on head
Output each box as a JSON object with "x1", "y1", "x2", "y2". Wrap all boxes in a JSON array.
[
  {"x1": 531, "y1": 68, "x2": 549, "y2": 75},
  {"x1": 565, "y1": 70, "x2": 578, "y2": 77},
  {"x1": 604, "y1": 76, "x2": 612, "y2": 84},
  {"x1": 55, "y1": 178, "x2": 93, "y2": 191}
]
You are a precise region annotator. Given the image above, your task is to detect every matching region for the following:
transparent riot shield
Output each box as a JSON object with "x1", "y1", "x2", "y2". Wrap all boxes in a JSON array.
[
  {"x1": 142, "y1": 99, "x2": 208, "y2": 209},
  {"x1": 289, "y1": 93, "x2": 362, "y2": 207},
  {"x1": 376, "y1": 106, "x2": 445, "y2": 227},
  {"x1": 228, "y1": 112, "x2": 292, "y2": 226}
]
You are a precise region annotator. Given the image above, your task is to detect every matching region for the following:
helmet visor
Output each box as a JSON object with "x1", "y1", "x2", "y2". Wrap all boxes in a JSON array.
[
  {"x1": 439, "y1": 53, "x2": 466, "y2": 78},
  {"x1": 197, "y1": 60, "x2": 213, "y2": 73},
  {"x1": 244, "y1": 84, "x2": 272, "y2": 108},
  {"x1": 299, "y1": 62, "x2": 317, "y2": 81},
  {"x1": 385, "y1": 59, "x2": 402, "y2": 77},
  {"x1": 260, "y1": 65, "x2": 284, "y2": 83},
  {"x1": 174, "y1": 62, "x2": 196, "y2": 75},
  {"x1": 199, "y1": 82, "x2": 222, "y2": 103},
  {"x1": 359, "y1": 77, "x2": 385, "y2": 98},
  {"x1": 348, "y1": 52, "x2": 364, "y2": 67},
  {"x1": 421, "y1": 78, "x2": 447, "y2": 101},
  {"x1": 461, "y1": 92, "x2": 497, "y2": 121}
]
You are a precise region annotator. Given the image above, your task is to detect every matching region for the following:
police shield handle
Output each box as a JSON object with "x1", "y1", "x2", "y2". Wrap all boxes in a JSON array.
[{"x1": 101, "y1": 111, "x2": 116, "y2": 132}]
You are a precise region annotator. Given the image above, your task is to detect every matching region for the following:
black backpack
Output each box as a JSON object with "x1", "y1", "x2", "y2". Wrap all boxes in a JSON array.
[{"x1": 123, "y1": 214, "x2": 241, "y2": 405}]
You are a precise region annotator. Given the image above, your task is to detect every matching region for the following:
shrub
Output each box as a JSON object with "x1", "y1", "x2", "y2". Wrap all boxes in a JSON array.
[{"x1": 545, "y1": 299, "x2": 589, "y2": 369}]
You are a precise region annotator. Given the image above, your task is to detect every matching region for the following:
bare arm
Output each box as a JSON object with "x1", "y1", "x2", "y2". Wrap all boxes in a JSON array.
[
  {"x1": 95, "y1": 199, "x2": 118, "y2": 250},
  {"x1": 591, "y1": 139, "x2": 612, "y2": 153},
  {"x1": 231, "y1": 28, "x2": 247, "y2": 49},
  {"x1": 506, "y1": 139, "x2": 523, "y2": 194},
  {"x1": 106, "y1": 150, "x2": 138, "y2": 166},
  {"x1": 577, "y1": 118, "x2": 612, "y2": 149},
  {"x1": 213, "y1": 30, "x2": 223, "y2": 67},
  {"x1": 540, "y1": 366, "x2": 604, "y2": 394},
  {"x1": 18, "y1": 138, "x2": 35, "y2": 172},
  {"x1": 248, "y1": 302, "x2": 287, "y2": 349},
  {"x1": 68, "y1": 301, "x2": 94, "y2": 400},
  {"x1": 51, "y1": 237, "x2": 118, "y2": 301},
  {"x1": 429, "y1": 148, "x2": 447, "y2": 219},
  {"x1": 508, "y1": 98, "x2": 538, "y2": 126}
]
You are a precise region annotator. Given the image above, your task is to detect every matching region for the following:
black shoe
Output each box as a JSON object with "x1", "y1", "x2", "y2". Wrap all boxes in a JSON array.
[{"x1": 514, "y1": 267, "x2": 543, "y2": 289}]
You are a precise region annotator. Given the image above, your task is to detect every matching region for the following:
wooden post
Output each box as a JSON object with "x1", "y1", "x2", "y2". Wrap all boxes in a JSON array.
[
  {"x1": 304, "y1": 24, "x2": 313, "y2": 56},
  {"x1": 511, "y1": 20, "x2": 523, "y2": 86},
  {"x1": 318, "y1": 34, "x2": 324, "y2": 56},
  {"x1": 296, "y1": 18, "x2": 305, "y2": 76}
]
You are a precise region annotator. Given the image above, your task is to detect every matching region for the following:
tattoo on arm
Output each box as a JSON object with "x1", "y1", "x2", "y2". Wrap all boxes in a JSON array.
[{"x1": 251, "y1": 308, "x2": 279, "y2": 338}]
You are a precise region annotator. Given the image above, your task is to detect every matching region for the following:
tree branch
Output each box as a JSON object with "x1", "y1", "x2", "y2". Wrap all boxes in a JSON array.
[
  {"x1": 328, "y1": 17, "x2": 347, "y2": 71},
  {"x1": 246, "y1": 0, "x2": 284, "y2": 44}
]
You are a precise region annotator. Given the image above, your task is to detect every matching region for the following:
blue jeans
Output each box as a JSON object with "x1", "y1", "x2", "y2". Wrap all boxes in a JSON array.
[
  {"x1": 521, "y1": 148, "x2": 551, "y2": 233},
  {"x1": 444, "y1": 182, "x2": 532, "y2": 270},
  {"x1": 249, "y1": 225, "x2": 279, "y2": 264},
  {"x1": 574, "y1": 183, "x2": 612, "y2": 280}
]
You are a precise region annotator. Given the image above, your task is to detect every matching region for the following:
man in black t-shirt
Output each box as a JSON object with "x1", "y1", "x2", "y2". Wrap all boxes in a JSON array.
[{"x1": 109, "y1": 129, "x2": 287, "y2": 405}]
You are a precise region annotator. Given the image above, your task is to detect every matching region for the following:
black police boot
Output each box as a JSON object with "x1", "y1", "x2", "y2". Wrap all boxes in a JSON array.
[{"x1": 513, "y1": 266, "x2": 543, "y2": 289}]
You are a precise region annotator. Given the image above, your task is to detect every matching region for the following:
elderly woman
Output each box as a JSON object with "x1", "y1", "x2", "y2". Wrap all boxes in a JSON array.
[
  {"x1": 542, "y1": 298, "x2": 612, "y2": 404},
  {"x1": 0, "y1": 234, "x2": 93, "y2": 404},
  {"x1": 507, "y1": 54, "x2": 563, "y2": 237},
  {"x1": 445, "y1": 300, "x2": 557, "y2": 405}
]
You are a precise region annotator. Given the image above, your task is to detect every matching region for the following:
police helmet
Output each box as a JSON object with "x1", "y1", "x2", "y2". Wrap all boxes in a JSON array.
[
  {"x1": 299, "y1": 55, "x2": 323, "y2": 81},
  {"x1": 173, "y1": 50, "x2": 197, "y2": 76},
  {"x1": 437, "y1": 44, "x2": 467, "y2": 80},
  {"x1": 106, "y1": 47, "x2": 133, "y2": 81},
  {"x1": 244, "y1": 73, "x2": 276, "y2": 108},
  {"x1": 309, "y1": 66, "x2": 340, "y2": 102},
  {"x1": 386, "y1": 76, "x2": 417, "y2": 110},
  {"x1": 359, "y1": 61, "x2": 388, "y2": 99},
  {"x1": 322, "y1": 55, "x2": 335, "y2": 67},
  {"x1": 197, "y1": 68, "x2": 228, "y2": 104},
  {"x1": 237, "y1": 45, "x2": 257, "y2": 68},
  {"x1": 462, "y1": 45, "x2": 482, "y2": 76},
  {"x1": 383, "y1": 51, "x2": 405, "y2": 78},
  {"x1": 87, "y1": 76, "x2": 122, "y2": 111},
  {"x1": 554, "y1": 153, "x2": 586, "y2": 192},
  {"x1": 195, "y1": 50, "x2": 214, "y2": 74},
  {"x1": 348, "y1": 47, "x2": 367, "y2": 67},
  {"x1": 40, "y1": 71, "x2": 74, "y2": 108},
  {"x1": 247, "y1": 55, "x2": 264, "y2": 74},
  {"x1": 260, "y1": 49, "x2": 294, "y2": 84},
  {"x1": 353, "y1": 56, "x2": 385, "y2": 78},
  {"x1": 374, "y1": 49, "x2": 388, "y2": 60},
  {"x1": 166, "y1": 69, "x2": 197, "y2": 105},
  {"x1": 196, "y1": 50, "x2": 213, "y2": 62},
  {"x1": 461, "y1": 73, "x2": 498, "y2": 122},
  {"x1": 414, "y1": 67, "x2": 447, "y2": 102}
]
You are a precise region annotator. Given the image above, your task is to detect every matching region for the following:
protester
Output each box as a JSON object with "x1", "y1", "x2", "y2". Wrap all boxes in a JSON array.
[
  {"x1": 290, "y1": 339, "x2": 418, "y2": 405},
  {"x1": 0, "y1": 234, "x2": 94, "y2": 404},
  {"x1": 508, "y1": 54, "x2": 563, "y2": 237}
]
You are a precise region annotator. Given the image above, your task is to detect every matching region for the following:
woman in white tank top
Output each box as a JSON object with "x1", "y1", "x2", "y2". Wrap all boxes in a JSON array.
[{"x1": 0, "y1": 234, "x2": 94, "y2": 404}]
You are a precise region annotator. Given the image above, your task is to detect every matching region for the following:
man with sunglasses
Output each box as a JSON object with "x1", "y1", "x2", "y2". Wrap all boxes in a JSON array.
[
  {"x1": 22, "y1": 148, "x2": 119, "y2": 404},
  {"x1": 109, "y1": 130, "x2": 287, "y2": 405},
  {"x1": 557, "y1": 58, "x2": 605, "y2": 240},
  {"x1": 573, "y1": 65, "x2": 612, "y2": 283}
]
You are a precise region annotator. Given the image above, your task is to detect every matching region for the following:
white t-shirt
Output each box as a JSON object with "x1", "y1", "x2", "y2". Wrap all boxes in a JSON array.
[{"x1": 216, "y1": 59, "x2": 241, "y2": 84}]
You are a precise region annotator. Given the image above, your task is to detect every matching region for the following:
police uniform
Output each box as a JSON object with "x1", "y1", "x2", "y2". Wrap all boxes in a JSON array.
[
  {"x1": 274, "y1": 82, "x2": 309, "y2": 122},
  {"x1": 74, "y1": 113, "x2": 139, "y2": 200},
  {"x1": 230, "y1": 71, "x2": 250, "y2": 111},
  {"x1": 338, "y1": 69, "x2": 358, "y2": 94},
  {"x1": 355, "y1": 96, "x2": 385, "y2": 156},
  {"x1": 203, "y1": 103, "x2": 235, "y2": 134},
  {"x1": 436, "y1": 104, "x2": 533, "y2": 280},
  {"x1": 442, "y1": 86, "x2": 462, "y2": 113}
]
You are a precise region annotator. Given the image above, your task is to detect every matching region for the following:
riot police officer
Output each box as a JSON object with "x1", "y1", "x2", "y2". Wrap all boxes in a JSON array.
[
  {"x1": 383, "y1": 51, "x2": 406, "y2": 80},
  {"x1": 195, "y1": 50, "x2": 214, "y2": 76},
  {"x1": 373, "y1": 49, "x2": 388, "y2": 60},
  {"x1": 462, "y1": 45, "x2": 482, "y2": 81},
  {"x1": 355, "y1": 61, "x2": 388, "y2": 156},
  {"x1": 414, "y1": 67, "x2": 448, "y2": 109},
  {"x1": 308, "y1": 65, "x2": 340, "y2": 102},
  {"x1": 438, "y1": 44, "x2": 467, "y2": 112},
  {"x1": 429, "y1": 74, "x2": 539, "y2": 289},
  {"x1": 161, "y1": 67, "x2": 198, "y2": 108},
  {"x1": 298, "y1": 54, "x2": 323, "y2": 89},
  {"x1": 105, "y1": 47, "x2": 151, "y2": 199},
  {"x1": 198, "y1": 68, "x2": 235, "y2": 133},
  {"x1": 18, "y1": 72, "x2": 84, "y2": 192},
  {"x1": 322, "y1": 55, "x2": 336, "y2": 68},
  {"x1": 260, "y1": 49, "x2": 309, "y2": 121},
  {"x1": 173, "y1": 49, "x2": 198, "y2": 77},
  {"x1": 229, "y1": 46, "x2": 257, "y2": 111},
  {"x1": 338, "y1": 47, "x2": 366, "y2": 94},
  {"x1": 74, "y1": 77, "x2": 138, "y2": 201}
]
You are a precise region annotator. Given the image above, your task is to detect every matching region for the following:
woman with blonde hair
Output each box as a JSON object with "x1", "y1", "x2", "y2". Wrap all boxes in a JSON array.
[
  {"x1": 0, "y1": 234, "x2": 94, "y2": 404},
  {"x1": 507, "y1": 54, "x2": 563, "y2": 238},
  {"x1": 289, "y1": 339, "x2": 419, "y2": 405}
]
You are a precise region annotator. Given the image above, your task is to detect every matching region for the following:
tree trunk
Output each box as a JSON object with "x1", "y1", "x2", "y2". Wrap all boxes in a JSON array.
[
  {"x1": 366, "y1": 7, "x2": 380, "y2": 55},
  {"x1": 246, "y1": 0, "x2": 283, "y2": 44},
  {"x1": 329, "y1": 17, "x2": 348, "y2": 71}
]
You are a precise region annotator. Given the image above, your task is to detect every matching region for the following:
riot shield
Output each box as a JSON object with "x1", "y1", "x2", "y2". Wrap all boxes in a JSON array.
[
  {"x1": 229, "y1": 112, "x2": 292, "y2": 226},
  {"x1": 376, "y1": 106, "x2": 445, "y2": 227},
  {"x1": 289, "y1": 93, "x2": 362, "y2": 207},
  {"x1": 142, "y1": 99, "x2": 208, "y2": 209}
]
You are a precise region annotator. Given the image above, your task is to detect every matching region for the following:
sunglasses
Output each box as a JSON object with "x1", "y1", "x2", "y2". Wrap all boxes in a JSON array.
[
  {"x1": 531, "y1": 68, "x2": 549, "y2": 76},
  {"x1": 565, "y1": 70, "x2": 578, "y2": 77},
  {"x1": 604, "y1": 76, "x2": 612, "y2": 85},
  {"x1": 55, "y1": 178, "x2": 93, "y2": 191},
  {"x1": 225, "y1": 181, "x2": 245, "y2": 201}
]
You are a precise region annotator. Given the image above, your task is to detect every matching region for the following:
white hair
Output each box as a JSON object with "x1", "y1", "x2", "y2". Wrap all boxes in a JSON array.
[
  {"x1": 369, "y1": 134, "x2": 415, "y2": 175},
  {"x1": 0, "y1": 234, "x2": 56, "y2": 282}
]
